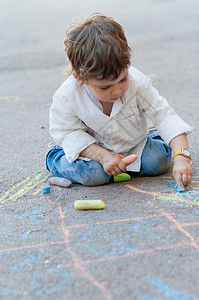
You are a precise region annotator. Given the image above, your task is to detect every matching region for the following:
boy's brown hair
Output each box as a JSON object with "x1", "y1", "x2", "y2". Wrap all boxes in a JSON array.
[{"x1": 64, "y1": 13, "x2": 131, "y2": 81}]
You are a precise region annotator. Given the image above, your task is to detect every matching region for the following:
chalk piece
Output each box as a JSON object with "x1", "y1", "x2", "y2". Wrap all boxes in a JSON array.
[
  {"x1": 48, "y1": 177, "x2": 72, "y2": 188},
  {"x1": 42, "y1": 185, "x2": 50, "y2": 194},
  {"x1": 74, "y1": 200, "x2": 105, "y2": 210},
  {"x1": 122, "y1": 154, "x2": 137, "y2": 166},
  {"x1": 176, "y1": 183, "x2": 185, "y2": 193},
  {"x1": 114, "y1": 173, "x2": 131, "y2": 182}
]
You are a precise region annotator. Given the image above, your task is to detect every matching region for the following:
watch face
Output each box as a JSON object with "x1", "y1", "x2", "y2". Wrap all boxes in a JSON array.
[{"x1": 182, "y1": 148, "x2": 191, "y2": 157}]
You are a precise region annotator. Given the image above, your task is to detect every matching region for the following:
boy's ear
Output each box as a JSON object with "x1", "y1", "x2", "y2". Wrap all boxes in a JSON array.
[{"x1": 72, "y1": 71, "x2": 83, "y2": 85}]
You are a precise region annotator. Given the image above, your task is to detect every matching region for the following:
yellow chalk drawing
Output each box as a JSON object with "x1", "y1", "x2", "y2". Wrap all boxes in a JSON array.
[
  {"x1": 0, "y1": 174, "x2": 50, "y2": 204},
  {"x1": 0, "y1": 177, "x2": 30, "y2": 202},
  {"x1": 33, "y1": 188, "x2": 43, "y2": 195},
  {"x1": 0, "y1": 95, "x2": 20, "y2": 103}
]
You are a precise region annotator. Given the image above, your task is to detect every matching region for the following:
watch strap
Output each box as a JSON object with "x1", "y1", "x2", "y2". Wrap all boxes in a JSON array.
[
  {"x1": 173, "y1": 149, "x2": 182, "y2": 160},
  {"x1": 173, "y1": 148, "x2": 191, "y2": 160}
]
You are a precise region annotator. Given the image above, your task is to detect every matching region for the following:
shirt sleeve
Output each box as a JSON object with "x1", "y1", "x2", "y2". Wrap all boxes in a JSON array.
[
  {"x1": 137, "y1": 79, "x2": 193, "y2": 144},
  {"x1": 49, "y1": 90, "x2": 97, "y2": 162}
]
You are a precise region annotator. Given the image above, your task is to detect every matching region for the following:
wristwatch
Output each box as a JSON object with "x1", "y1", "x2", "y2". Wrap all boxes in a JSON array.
[{"x1": 173, "y1": 148, "x2": 192, "y2": 160}]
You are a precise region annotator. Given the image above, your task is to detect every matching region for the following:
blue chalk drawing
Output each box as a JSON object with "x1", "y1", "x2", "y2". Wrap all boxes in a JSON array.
[
  {"x1": 161, "y1": 184, "x2": 174, "y2": 193},
  {"x1": 133, "y1": 219, "x2": 165, "y2": 242},
  {"x1": 82, "y1": 223, "x2": 138, "y2": 258},
  {"x1": 0, "y1": 250, "x2": 24, "y2": 256},
  {"x1": 0, "y1": 248, "x2": 69, "y2": 297},
  {"x1": 140, "y1": 295, "x2": 161, "y2": 300},
  {"x1": 0, "y1": 269, "x2": 69, "y2": 297},
  {"x1": 0, "y1": 286, "x2": 26, "y2": 296},
  {"x1": 0, "y1": 221, "x2": 12, "y2": 226},
  {"x1": 168, "y1": 181, "x2": 183, "y2": 192},
  {"x1": 177, "y1": 214, "x2": 199, "y2": 219},
  {"x1": 0, "y1": 209, "x2": 44, "y2": 222},
  {"x1": 140, "y1": 277, "x2": 199, "y2": 300},
  {"x1": 0, "y1": 232, "x2": 26, "y2": 238},
  {"x1": 12, "y1": 248, "x2": 44, "y2": 271},
  {"x1": 151, "y1": 276, "x2": 199, "y2": 300},
  {"x1": 30, "y1": 269, "x2": 69, "y2": 297},
  {"x1": 28, "y1": 209, "x2": 44, "y2": 222},
  {"x1": 177, "y1": 209, "x2": 199, "y2": 219},
  {"x1": 0, "y1": 229, "x2": 52, "y2": 239},
  {"x1": 82, "y1": 219, "x2": 165, "y2": 258},
  {"x1": 22, "y1": 229, "x2": 52, "y2": 239}
]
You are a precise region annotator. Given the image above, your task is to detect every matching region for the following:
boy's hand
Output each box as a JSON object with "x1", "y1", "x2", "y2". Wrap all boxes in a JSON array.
[
  {"x1": 80, "y1": 143, "x2": 137, "y2": 176},
  {"x1": 173, "y1": 156, "x2": 192, "y2": 191},
  {"x1": 169, "y1": 134, "x2": 192, "y2": 191},
  {"x1": 100, "y1": 152, "x2": 127, "y2": 176}
]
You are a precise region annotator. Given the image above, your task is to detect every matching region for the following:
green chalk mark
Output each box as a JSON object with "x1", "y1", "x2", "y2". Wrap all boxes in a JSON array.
[{"x1": 26, "y1": 229, "x2": 39, "y2": 235}]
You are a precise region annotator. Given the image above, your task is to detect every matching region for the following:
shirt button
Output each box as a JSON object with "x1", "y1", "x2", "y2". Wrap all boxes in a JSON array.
[
  {"x1": 129, "y1": 117, "x2": 133, "y2": 122},
  {"x1": 112, "y1": 139, "x2": 118, "y2": 145}
]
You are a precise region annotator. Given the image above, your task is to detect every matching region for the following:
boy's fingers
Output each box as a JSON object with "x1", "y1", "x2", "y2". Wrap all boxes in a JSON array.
[
  {"x1": 182, "y1": 174, "x2": 188, "y2": 187},
  {"x1": 105, "y1": 168, "x2": 113, "y2": 176},
  {"x1": 109, "y1": 169, "x2": 120, "y2": 176},
  {"x1": 114, "y1": 167, "x2": 123, "y2": 175},
  {"x1": 182, "y1": 174, "x2": 192, "y2": 186},
  {"x1": 122, "y1": 154, "x2": 137, "y2": 166},
  {"x1": 118, "y1": 162, "x2": 127, "y2": 173},
  {"x1": 106, "y1": 171, "x2": 112, "y2": 176},
  {"x1": 176, "y1": 174, "x2": 185, "y2": 191}
]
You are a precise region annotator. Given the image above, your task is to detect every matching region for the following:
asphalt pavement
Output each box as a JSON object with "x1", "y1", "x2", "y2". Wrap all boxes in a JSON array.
[{"x1": 1, "y1": 0, "x2": 199, "y2": 299}]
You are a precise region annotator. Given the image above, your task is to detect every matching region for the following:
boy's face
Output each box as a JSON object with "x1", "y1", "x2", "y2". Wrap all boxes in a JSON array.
[{"x1": 86, "y1": 69, "x2": 129, "y2": 103}]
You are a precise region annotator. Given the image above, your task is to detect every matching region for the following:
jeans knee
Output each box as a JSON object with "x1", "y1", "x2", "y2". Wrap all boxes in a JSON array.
[
  {"x1": 140, "y1": 143, "x2": 172, "y2": 176},
  {"x1": 78, "y1": 162, "x2": 111, "y2": 186},
  {"x1": 156, "y1": 152, "x2": 171, "y2": 175},
  {"x1": 80, "y1": 176, "x2": 110, "y2": 186}
]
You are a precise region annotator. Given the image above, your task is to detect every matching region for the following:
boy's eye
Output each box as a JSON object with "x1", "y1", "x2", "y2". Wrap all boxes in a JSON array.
[
  {"x1": 99, "y1": 75, "x2": 127, "y2": 91},
  {"x1": 100, "y1": 86, "x2": 110, "y2": 91}
]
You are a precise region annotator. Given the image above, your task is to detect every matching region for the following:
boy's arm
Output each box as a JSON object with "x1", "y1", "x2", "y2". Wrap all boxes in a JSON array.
[
  {"x1": 80, "y1": 143, "x2": 127, "y2": 176},
  {"x1": 49, "y1": 91, "x2": 98, "y2": 162},
  {"x1": 169, "y1": 133, "x2": 192, "y2": 191}
]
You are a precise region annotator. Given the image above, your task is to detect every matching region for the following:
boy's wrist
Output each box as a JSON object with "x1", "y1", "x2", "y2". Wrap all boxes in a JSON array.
[
  {"x1": 80, "y1": 143, "x2": 110, "y2": 163},
  {"x1": 173, "y1": 155, "x2": 192, "y2": 165}
]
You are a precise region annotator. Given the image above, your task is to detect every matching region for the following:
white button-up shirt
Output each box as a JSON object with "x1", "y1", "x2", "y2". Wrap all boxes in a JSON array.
[{"x1": 49, "y1": 66, "x2": 193, "y2": 171}]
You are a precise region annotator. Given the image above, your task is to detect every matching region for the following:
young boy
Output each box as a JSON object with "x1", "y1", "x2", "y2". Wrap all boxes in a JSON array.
[{"x1": 46, "y1": 13, "x2": 193, "y2": 191}]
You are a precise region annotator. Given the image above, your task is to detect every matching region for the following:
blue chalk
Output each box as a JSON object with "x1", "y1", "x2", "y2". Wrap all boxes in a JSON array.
[
  {"x1": 42, "y1": 185, "x2": 50, "y2": 194},
  {"x1": 176, "y1": 184, "x2": 185, "y2": 193}
]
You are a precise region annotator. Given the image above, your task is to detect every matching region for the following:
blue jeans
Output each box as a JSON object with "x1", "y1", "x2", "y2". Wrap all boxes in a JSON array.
[{"x1": 46, "y1": 130, "x2": 171, "y2": 186}]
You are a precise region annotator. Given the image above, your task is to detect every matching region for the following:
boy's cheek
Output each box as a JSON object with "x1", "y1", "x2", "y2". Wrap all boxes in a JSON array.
[
  {"x1": 92, "y1": 90, "x2": 109, "y2": 102},
  {"x1": 88, "y1": 86, "x2": 99, "y2": 99},
  {"x1": 124, "y1": 80, "x2": 129, "y2": 92},
  {"x1": 96, "y1": 94, "x2": 107, "y2": 102}
]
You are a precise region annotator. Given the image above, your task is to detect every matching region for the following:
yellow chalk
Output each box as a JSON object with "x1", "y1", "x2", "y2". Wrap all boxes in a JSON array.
[{"x1": 74, "y1": 200, "x2": 105, "y2": 210}]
